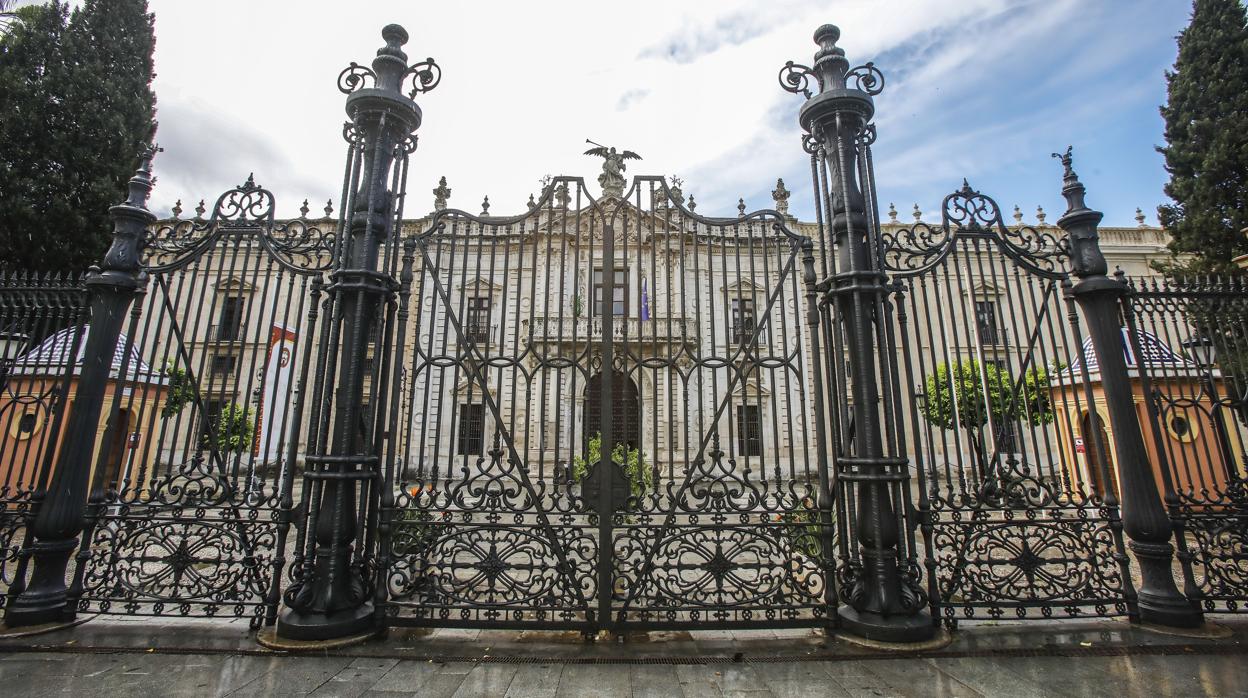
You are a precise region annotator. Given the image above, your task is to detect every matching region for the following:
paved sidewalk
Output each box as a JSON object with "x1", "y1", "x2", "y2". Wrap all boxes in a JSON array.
[
  {"x1": 1, "y1": 617, "x2": 1247, "y2": 696},
  {"x1": 2, "y1": 648, "x2": 1247, "y2": 697}
]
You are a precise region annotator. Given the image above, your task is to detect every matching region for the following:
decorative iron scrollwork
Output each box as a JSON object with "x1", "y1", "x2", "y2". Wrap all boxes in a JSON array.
[
  {"x1": 847, "y1": 62, "x2": 885, "y2": 96},
  {"x1": 144, "y1": 176, "x2": 334, "y2": 273},
  {"x1": 801, "y1": 131, "x2": 821, "y2": 155},
  {"x1": 778, "y1": 61, "x2": 816, "y2": 99},
  {"x1": 337, "y1": 61, "x2": 377, "y2": 94},
  {"x1": 932, "y1": 516, "x2": 1126, "y2": 623},
  {"x1": 881, "y1": 222, "x2": 953, "y2": 274},
  {"x1": 215, "y1": 174, "x2": 274, "y2": 223},
  {"x1": 404, "y1": 58, "x2": 441, "y2": 97},
  {"x1": 342, "y1": 120, "x2": 365, "y2": 146},
  {"x1": 884, "y1": 181, "x2": 1069, "y2": 277},
  {"x1": 857, "y1": 123, "x2": 877, "y2": 148}
]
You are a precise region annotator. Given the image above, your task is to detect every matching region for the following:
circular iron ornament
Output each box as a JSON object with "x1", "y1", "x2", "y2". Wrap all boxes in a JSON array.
[
  {"x1": 801, "y1": 132, "x2": 821, "y2": 155},
  {"x1": 778, "y1": 61, "x2": 815, "y2": 98},
  {"x1": 856, "y1": 124, "x2": 877, "y2": 148},
  {"x1": 337, "y1": 61, "x2": 377, "y2": 94},
  {"x1": 846, "y1": 62, "x2": 885, "y2": 96},
  {"x1": 404, "y1": 59, "x2": 442, "y2": 97},
  {"x1": 342, "y1": 121, "x2": 365, "y2": 146}
]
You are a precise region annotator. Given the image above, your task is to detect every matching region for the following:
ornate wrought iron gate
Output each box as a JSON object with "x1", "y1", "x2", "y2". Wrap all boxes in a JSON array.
[
  {"x1": 382, "y1": 177, "x2": 835, "y2": 632},
  {"x1": 884, "y1": 184, "x2": 1136, "y2": 625},
  {"x1": 72, "y1": 179, "x2": 333, "y2": 625}
]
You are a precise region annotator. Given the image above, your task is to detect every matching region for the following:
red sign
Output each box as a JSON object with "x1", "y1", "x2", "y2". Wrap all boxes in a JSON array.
[{"x1": 1074, "y1": 437, "x2": 1085, "y2": 454}]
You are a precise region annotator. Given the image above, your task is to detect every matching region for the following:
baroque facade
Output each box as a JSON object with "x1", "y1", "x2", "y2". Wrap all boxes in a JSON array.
[{"x1": 94, "y1": 172, "x2": 1174, "y2": 499}]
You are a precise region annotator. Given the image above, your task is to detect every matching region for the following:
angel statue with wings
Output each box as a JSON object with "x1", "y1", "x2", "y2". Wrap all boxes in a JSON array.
[{"x1": 585, "y1": 140, "x2": 641, "y2": 198}]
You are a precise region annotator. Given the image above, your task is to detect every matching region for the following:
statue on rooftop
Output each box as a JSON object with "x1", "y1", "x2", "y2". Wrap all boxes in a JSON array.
[{"x1": 585, "y1": 140, "x2": 641, "y2": 198}]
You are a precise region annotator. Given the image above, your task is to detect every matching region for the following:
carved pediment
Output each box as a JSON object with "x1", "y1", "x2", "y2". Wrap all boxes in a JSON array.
[
  {"x1": 214, "y1": 277, "x2": 256, "y2": 293},
  {"x1": 723, "y1": 278, "x2": 766, "y2": 297},
  {"x1": 459, "y1": 277, "x2": 504, "y2": 295},
  {"x1": 965, "y1": 280, "x2": 1001, "y2": 299}
]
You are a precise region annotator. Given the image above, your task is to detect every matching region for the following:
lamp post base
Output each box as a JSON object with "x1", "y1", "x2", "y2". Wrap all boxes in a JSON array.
[
  {"x1": 837, "y1": 605, "x2": 936, "y2": 644},
  {"x1": 1137, "y1": 593, "x2": 1203, "y2": 629},
  {"x1": 276, "y1": 602, "x2": 376, "y2": 642}
]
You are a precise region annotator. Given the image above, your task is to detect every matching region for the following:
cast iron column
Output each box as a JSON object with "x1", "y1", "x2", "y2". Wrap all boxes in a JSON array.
[
  {"x1": 4, "y1": 148, "x2": 156, "y2": 627},
  {"x1": 1056, "y1": 149, "x2": 1203, "y2": 628},
  {"x1": 785, "y1": 25, "x2": 933, "y2": 642},
  {"x1": 277, "y1": 24, "x2": 430, "y2": 641}
]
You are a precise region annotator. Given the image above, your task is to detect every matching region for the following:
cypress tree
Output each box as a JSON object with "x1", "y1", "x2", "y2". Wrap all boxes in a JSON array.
[
  {"x1": 1156, "y1": 0, "x2": 1248, "y2": 274},
  {"x1": 0, "y1": 0, "x2": 155, "y2": 273}
]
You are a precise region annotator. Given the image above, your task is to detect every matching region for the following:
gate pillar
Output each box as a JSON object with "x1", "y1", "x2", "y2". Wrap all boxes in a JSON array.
[
  {"x1": 783, "y1": 25, "x2": 934, "y2": 642},
  {"x1": 1056, "y1": 150, "x2": 1203, "y2": 629},
  {"x1": 4, "y1": 147, "x2": 155, "y2": 627},
  {"x1": 277, "y1": 25, "x2": 437, "y2": 641}
]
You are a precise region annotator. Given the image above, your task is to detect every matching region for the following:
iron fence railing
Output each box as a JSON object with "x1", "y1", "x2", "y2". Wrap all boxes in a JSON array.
[{"x1": 1124, "y1": 274, "x2": 1248, "y2": 613}]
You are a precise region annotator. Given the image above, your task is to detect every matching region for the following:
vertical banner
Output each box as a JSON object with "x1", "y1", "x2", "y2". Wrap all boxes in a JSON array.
[{"x1": 254, "y1": 323, "x2": 297, "y2": 462}]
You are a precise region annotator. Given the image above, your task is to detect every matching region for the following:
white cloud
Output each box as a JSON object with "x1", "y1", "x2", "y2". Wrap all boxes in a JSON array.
[{"x1": 142, "y1": 0, "x2": 1186, "y2": 227}]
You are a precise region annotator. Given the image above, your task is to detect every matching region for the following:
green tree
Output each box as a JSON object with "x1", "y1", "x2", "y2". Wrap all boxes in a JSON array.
[
  {"x1": 1156, "y1": 0, "x2": 1248, "y2": 274},
  {"x1": 206, "y1": 402, "x2": 255, "y2": 454},
  {"x1": 159, "y1": 360, "x2": 195, "y2": 418},
  {"x1": 919, "y1": 359, "x2": 1056, "y2": 472},
  {"x1": 0, "y1": 0, "x2": 156, "y2": 273}
]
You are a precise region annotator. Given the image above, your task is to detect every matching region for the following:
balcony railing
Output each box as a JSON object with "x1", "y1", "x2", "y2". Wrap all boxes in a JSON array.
[{"x1": 528, "y1": 316, "x2": 698, "y2": 346}]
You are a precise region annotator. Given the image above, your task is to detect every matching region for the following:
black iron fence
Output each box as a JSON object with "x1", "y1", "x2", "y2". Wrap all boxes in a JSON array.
[
  {"x1": 0, "y1": 272, "x2": 88, "y2": 597},
  {"x1": 1124, "y1": 275, "x2": 1248, "y2": 613},
  {"x1": 1, "y1": 21, "x2": 1242, "y2": 643}
]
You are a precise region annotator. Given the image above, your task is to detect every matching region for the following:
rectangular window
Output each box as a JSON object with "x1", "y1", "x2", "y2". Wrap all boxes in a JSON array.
[
  {"x1": 591, "y1": 268, "x2": 628, "y2": 317},
  {"x1": 465, "y1": 296, "x2": 491, "y2": 343},
  {"x1": 458, "y1": 403, "x2": 485, "y2": 456},
  {"x1": 731, "y1": 297, "x2": 757, "y2": 344},
  {"x1": 974, "y1": 300, "x2": 1001, "y2": 345},
  {"x1": 736, "y1": 404, "x2": 763, "y2": 457},
  {"x1": 210, "y1": 354, "x2": 237, "y2": 376},
  {"x1": 218, "y1": 296, "x2": 245, "y2": 341}
]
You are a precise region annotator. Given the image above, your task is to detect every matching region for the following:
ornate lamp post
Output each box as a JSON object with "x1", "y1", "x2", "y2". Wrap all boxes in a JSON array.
[
  {"x1": 1057, "y1": 149, "x2": 1203, "y2": 628},
  {"x1": 781, "y1": 25, "x2": 934, "y2": 642},
  {"x1": 277, "y1": 24, "x2": 438, "y2": 641},
  {"x1": 4, "y1": 147, "x2": 156, "y2": 627}
]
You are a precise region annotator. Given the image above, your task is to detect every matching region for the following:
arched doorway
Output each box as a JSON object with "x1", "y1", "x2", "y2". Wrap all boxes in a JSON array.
[
  {"x1": 1082, "y1": 411, "x2": 1119, "y2": 498},
  {"x1": 584, "y1": 371, "x2": 640, "y2": 451}
]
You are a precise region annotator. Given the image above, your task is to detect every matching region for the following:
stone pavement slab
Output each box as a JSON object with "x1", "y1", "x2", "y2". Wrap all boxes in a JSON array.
[
  {"x1": 1, "y1": 649, "x2": 1247, "y2": 697},
  {"x1": 1, "y1": 616, "x2": 1248, "y2": 696}
]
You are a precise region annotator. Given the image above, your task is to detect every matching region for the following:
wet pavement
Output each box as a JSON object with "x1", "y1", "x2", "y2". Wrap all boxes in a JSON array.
[{"x1": 1, "y1": 616, "x2": 1247, "y2": 696}]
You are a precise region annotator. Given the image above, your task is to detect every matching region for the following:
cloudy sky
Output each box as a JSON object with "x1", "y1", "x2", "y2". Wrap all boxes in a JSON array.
[{"x1": 126, "y1": 0, "x2": 1191, "y2": 227}]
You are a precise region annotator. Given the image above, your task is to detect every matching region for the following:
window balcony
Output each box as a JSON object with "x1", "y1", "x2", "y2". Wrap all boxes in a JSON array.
[{"x1": 527, "y1": 315, "x2": 698, "y2": 348}]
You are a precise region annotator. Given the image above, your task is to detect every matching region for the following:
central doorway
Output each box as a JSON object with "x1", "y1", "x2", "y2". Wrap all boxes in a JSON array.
[{"x1": 584, "y1": 370, "x2": 640, "y2": 451}]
